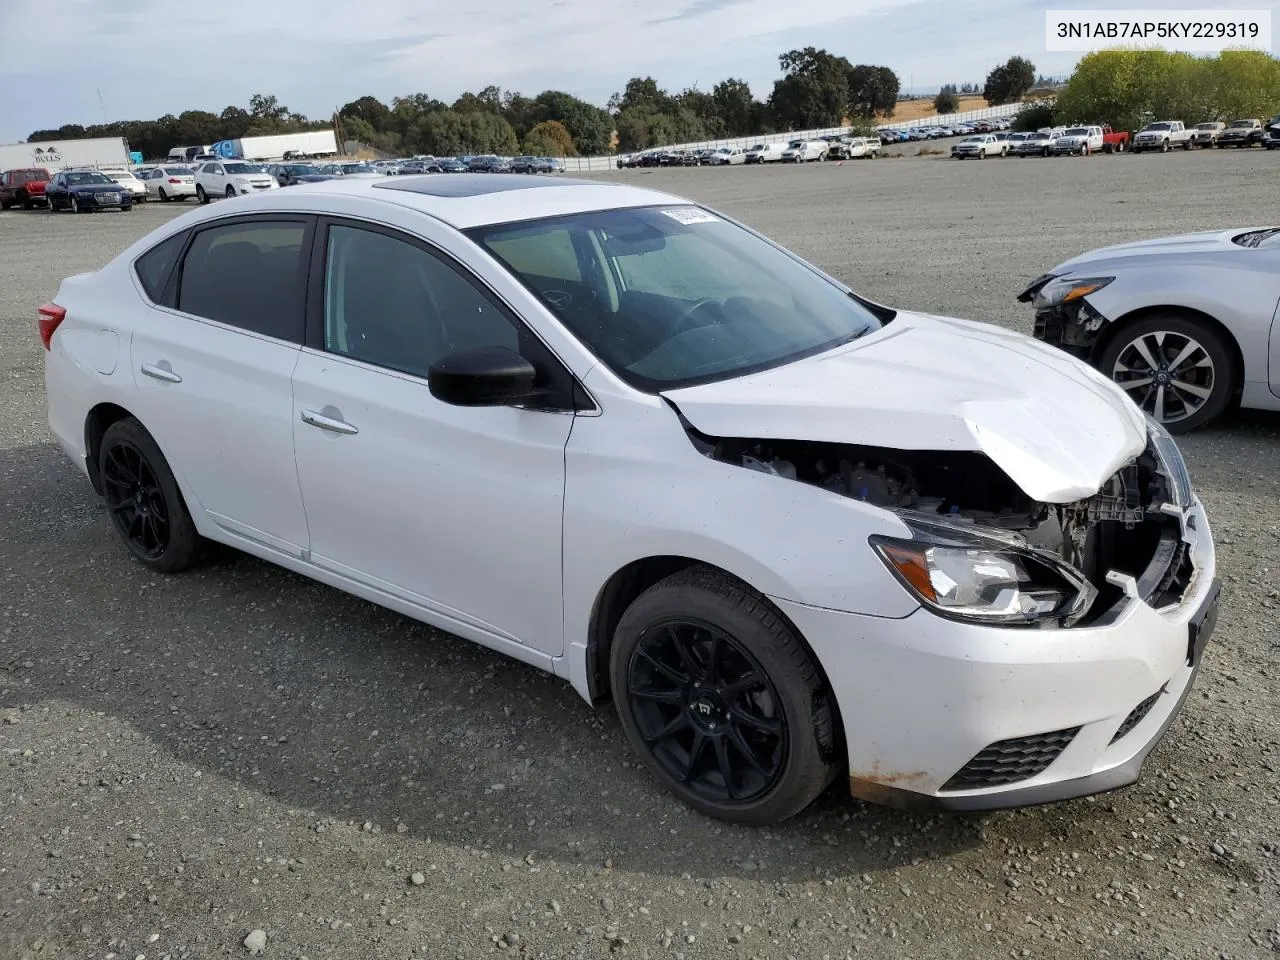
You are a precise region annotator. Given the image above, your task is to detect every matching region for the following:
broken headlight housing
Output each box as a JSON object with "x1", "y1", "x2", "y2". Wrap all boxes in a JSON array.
[
  {"x1": 1145, "y1": 415, "x2": 1192, "y2": 507},
  {"x1": 1032, "y1": 275, "x2": 1114, "y2": 308},
  {"x1": 871, "y1": 517, "x2": 1096, "y2": 626}
]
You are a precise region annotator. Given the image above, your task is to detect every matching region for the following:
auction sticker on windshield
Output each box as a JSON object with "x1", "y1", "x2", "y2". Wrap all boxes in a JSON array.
[{"x1": 660, "y1": 207, "x2": 721, "y2": 225}]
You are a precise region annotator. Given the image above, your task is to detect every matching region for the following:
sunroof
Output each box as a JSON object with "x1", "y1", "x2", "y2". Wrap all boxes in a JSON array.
[{"x1": 372, "y1": 174, "x2": 597, "y2": 198}]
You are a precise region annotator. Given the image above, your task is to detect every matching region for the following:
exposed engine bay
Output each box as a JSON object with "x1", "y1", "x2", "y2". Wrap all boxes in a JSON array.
[{"x1": 689, "y1": 430, "x2": 1194, "y2": 623}]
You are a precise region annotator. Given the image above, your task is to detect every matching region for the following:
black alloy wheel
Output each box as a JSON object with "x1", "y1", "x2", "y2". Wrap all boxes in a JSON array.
[
  {"x1": 98, "y1": 418, "x2": 204, "y2": 572},
  {"x1": 611, "y1": 568, "x2": 839, "y2": 825},
  {"x1": 627, "y1": 619, "x2": 786, "y2": 805},
  {"x1": 101, "y1": 439, "x2": 169, "y2": 561}
]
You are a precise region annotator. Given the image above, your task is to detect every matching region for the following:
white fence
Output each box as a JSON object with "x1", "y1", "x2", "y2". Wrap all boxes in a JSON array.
[{"x1": 876, "y1": 101, "x2": 1025, "y2": 131}]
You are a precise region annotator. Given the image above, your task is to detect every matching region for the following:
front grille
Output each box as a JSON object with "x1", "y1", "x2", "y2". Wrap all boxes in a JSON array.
[
  {"x1": 1111, "y1": 690, "x2": 1163, "y2": 744},
  {"x1": 941, "y1": 727, "x2": 1079, "y2": 791}
]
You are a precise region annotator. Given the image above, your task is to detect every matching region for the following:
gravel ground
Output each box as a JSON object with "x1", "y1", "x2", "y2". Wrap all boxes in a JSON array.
[{"x1": 2, "y1": 152, "x2": 1279, "y2": 960}]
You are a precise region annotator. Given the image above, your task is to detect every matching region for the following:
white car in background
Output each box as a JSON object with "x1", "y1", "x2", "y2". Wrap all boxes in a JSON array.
[
  {"x1": 39, "y1": 173, "x2": 1219, "y2": 824},
  {"x1": 706, "y1": 147, "x2": 746, "y2": 165},
  {"x1": 744, "y1": 142, "x2": 785, "y2": 163},
  {"x1": 781, "y1": 139, "x2": 829, "y2": 162},
  {"x1": 104, "y1": 169, "x2": 149, "y2": 202},
  {"x1": 1020, "y1": 225, "x2": 1280, "y2": 431},
  {"x1": 951, "y1": 134, "x2": 1004, "y2": 159},
  {"x1": 1051, "y1": 126, "x2": 1104, "y2": 156},
  {"x1": 845, "y1": 137, "x2": 880, "y2": 158},
  {"x1": 194, "y1": 161, "x2": 278, "y2": 203},
  {"x1": 138, "y1": 166, "x2": 198, "y2": 202}
]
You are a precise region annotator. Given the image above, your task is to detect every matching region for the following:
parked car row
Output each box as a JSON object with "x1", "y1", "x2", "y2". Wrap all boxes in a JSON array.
[
  {"x1": 619, "y1": 134, "x2": 882, "y2": 168},
  {"x1": 878, "y1": 116, "x2": 1016, "y2": 142}
]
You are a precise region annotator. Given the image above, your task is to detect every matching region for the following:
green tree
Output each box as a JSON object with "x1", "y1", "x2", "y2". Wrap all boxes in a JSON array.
[
  {"x1": 1011, "y1": 101, "x2": 1056, "y2": 132},
  {"x1": 248, "y1": 93, "x2": 290, "y2": 122},
  {"x1": 983, "y1": 56, "x2": 1037, "y2": 105},
  {"x1": 522, "y1": 119, "x2": 576, "y2": 156},
  {"x1": 933, "y1": 85, "x2": 960, "y2": 115},
  {"x1": 501, "y1": 92, "x2": 540, "y2": 139},
  {"x1": 340, "y1": 96, "x2": 391, "y2": 132},
  {"x1": 533, "y1": 90, "x2": 613, "y2": 154},
  {"x1": 848, "y1": 64, "x2": 900, "y2": 118},
  {"x1": 769, "y1": 47, "x2": 852, "y2": 129},
  {"x1": 711, "y1": 78, "x2": 757, "y2": 135},
  {"x1": 609, "y1": 76, "x2": 673, "y2": 114}
]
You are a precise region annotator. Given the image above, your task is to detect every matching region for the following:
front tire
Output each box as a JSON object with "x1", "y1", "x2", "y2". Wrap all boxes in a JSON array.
[
  {"x1": 610, "y1": 567, "x2": 839, "y2": 825},
  {"x1": 197, "y1": 185, "x2": 209, "y2": 204},
  {"x1": 1097, "y1": 314, "x2": 1235, "y2": 433},
  {"x1": 99, "y1": 417, "x2": 205, "y2": 573}
]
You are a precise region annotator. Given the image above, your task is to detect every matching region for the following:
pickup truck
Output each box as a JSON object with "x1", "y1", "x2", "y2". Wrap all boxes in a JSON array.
[
  {"x1": 1216, "y1": 118, "x2": 1265, "y2": 147},
  {"x1": 1100, "y1": 125, "x2": 1130, "y2": 153},
  {"x1": 1190, "y1": 121, "x2": 1226, "y2": 147},
  {"x1": 1131, "y1": 120, "x2": 1193, "y2": 152},
  {"x1": 0, "y1": 168, "x2": 51, "y2": 209}
]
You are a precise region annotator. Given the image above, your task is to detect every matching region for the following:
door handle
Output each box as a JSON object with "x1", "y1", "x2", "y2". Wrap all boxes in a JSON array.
[
  {"x1": 140, "y1": 362, "x2": 182, "y2": 383},
  {"x1": 300, "y1": 409, "x2": 359, "y2": 435}
]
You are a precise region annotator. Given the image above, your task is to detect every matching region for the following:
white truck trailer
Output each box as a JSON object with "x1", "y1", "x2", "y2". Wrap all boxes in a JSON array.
[{"x1": 0, "y1": 136, "x2": 131, "y2": 172}]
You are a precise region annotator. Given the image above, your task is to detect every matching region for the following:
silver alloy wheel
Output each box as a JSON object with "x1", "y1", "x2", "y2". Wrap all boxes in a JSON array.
[{"x1": 1110, "y1": 329, "x2": 1216, "y2": 424}]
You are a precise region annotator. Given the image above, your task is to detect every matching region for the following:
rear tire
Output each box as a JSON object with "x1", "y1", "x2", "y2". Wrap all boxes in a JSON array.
[
  {"x1": 98, "y1": 417, "x2": 205, "y2": 573},
  {"x1": 158, "y1": 188, "x2": 168, "y2": 202},
  {"x1": 610, "y1": 567, "x2": 839, "y2": 825}
]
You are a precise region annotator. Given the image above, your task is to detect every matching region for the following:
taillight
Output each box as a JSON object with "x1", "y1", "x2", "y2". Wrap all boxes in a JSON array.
[
  {"x1": 38, "y1": 302, "x2": 66, "y2": 350},
  {"x1": 168, "y1": 178, "x2": 182, "y2": 183}
]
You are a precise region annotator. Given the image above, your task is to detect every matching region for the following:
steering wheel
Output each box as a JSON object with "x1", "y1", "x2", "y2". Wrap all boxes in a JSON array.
[{"x1": 672, "y1": 297, "x2": 723, "y2": 332}]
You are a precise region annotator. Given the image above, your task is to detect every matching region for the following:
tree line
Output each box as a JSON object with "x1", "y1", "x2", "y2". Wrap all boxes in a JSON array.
[
  {"x1": 933, "y1": 57, "x2": 1037, "y2": 115},
  {"x1": 1017, "y1": 49, "x2": 1280, "y2": 135},
  {"x1": 26, "y1": 48, "x2": 904, "y2": 159}
]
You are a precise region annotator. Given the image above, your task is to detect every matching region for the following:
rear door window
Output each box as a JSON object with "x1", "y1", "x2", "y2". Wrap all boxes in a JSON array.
[
  {"x1": 175, "y1": 219, "x2": 312, "y2": 342},
  {"x1": 134, "y1": 232, "x2": 188, "y2": 304}
]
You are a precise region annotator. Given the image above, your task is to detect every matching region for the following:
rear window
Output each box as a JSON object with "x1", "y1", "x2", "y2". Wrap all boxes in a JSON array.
[
  {"x1": 163, "y1": 167, "x2": 190, "y2": 176},
  {"x1": 13, "y1": 169, "x2": 50, "y2": 183}
]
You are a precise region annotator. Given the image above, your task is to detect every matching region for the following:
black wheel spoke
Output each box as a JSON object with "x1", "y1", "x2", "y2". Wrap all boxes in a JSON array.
[
  {"x1": 704, "y1": 634, "x2": 723, "y2": 682},
  {"x1": 722, "y1": 672, "x2": 765, "y2": 698},
  {"x1": 638, "y1": 648, "x2": 688, "y2": 685},
  {"x1": 668, "y1": 625, "x2": 703, "y2": 679},
  {"x1": 726, "y1": 725, "x2": 769, "y2": 775},
  {"x1": 712, "y1": 736, "x2": 736, "y2": 799},
  {"x1": 682, "y1": 732, "x2": 708, "y2": 782},
  {"x1": 643, "y1": 710, "x2": 690, "y2": 745},
  {"x1": 731, "y1": 705, "x2": 780, "y2": 735},
  {"x1": 629, "y1": 684, "x2": 683, "y2": 705}
]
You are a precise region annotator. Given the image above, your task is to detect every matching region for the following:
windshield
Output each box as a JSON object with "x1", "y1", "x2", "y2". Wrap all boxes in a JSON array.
[
  {"x1": 469, "y1": 206, "x2": 883, "y2": 391},
  {"x1": 224, "y1": 163, "x2": 261, "y2": 174},
  {"x1": 341, "y1": 163, "x2": 374, "y2": 173},
  {"x1": 284, "y1": 164, "x2": 314, "y2": 174},
  {"x1": 1195, "y1": 123, "x2": 1218, "y2": 130},
  {"x1": 66, "y1": 172, "x2": 112, "y2": 185},
  {"x1": 1063, "y1": 128, "x2": 1089, "y2": 136},
  {"x1": 1144, "y1": 123, "x2": 1173, "y2": 131},
  {"x1": 1229, "y1": 120, "x2": 1254, "y2": 128}
]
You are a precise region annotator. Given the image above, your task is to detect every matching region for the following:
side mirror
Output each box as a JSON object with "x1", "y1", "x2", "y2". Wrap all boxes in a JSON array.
[{"x1": 428, "y1": 345, "x2": 538, "y2": 407}]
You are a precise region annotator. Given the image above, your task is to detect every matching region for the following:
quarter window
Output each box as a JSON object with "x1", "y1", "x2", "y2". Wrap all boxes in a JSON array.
[
  {"x1": 321, "y1": 224, "x2": 518, "y2": 378},
  {"x1": 134, "y1": 232, "x2": 187, "y2": 303},
  {"x1": 176, "y1": 220, "x2": 309, "y2": 341}
]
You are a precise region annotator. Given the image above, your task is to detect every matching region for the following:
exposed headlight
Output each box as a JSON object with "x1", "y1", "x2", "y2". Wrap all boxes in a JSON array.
[
  {"x1": 871, "y1": 518, "x2": 1096, "y2": 626},
  {"x1": 1033, "y1": 275, "x2": 1115, "y2": 308},
  {"x1": 1145, "y1": 416, "x2": 1193, "y2": 507}
]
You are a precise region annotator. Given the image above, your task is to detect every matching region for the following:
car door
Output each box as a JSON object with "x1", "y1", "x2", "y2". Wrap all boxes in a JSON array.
[
  {"x1": 290, "y1": 218, "x2": 577, "y2": 655},
  {"x1": 129, "y1": 214, "x2": 314, "y2": 556},
  {"x1": 202, "y1": 163, "x2": 225, "y2": 194}
]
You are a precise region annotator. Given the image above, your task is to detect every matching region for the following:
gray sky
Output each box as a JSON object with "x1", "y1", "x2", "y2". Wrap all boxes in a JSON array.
[{"x1": 2, "y1": 0, "x2": 1274, "y2": 142}]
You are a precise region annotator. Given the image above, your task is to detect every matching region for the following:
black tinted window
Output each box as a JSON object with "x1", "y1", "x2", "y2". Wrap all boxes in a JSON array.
[
  {"x1": 177, "y1": 220, "x2": 308, "y2": 341},
  {"x1": 134, "y1": 232, "x2": 186, "y2": 303},
  {"x1": 322, "y1": 224, "x2": 517, "y2": 377}
]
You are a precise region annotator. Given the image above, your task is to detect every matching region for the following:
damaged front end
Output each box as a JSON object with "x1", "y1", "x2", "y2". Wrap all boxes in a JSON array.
[
  {"x1": 1017, "y1": 274, "x2": 1114, "y2": 361},
  {"x1": 689, "y1": 419, "x2": 1196, "y2": 627}
]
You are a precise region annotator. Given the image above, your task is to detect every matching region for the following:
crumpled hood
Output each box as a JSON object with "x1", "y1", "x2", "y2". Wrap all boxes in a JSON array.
[{"x1": 662, "y1": 312, "x2": 1148, "y2": 504}]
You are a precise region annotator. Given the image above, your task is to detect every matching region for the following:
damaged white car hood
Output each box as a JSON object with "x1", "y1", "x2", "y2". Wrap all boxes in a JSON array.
[{"x1": 662, "y1": 311, "x2": 1148, "y2": 504}]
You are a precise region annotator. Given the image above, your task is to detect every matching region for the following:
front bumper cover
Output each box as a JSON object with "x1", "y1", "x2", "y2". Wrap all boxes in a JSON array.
[{"x1": 848, "y1": 577, "x2": 1221, "y2": 812}]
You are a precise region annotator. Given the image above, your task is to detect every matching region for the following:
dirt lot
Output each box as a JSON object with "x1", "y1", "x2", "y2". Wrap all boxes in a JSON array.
[{"x1": 2, "y1": 151, "x2": 1279, "y2": 960}]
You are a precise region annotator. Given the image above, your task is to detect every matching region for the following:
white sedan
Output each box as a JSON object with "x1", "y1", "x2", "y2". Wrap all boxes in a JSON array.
[
  {"x1": 194, "y1": 160, "x2": 278, "y2": 203},
  {"x1": 138, "y1": 166, "x2": 198, "y2": 202},
  {"x1": 104, "y1": 169, "x2": 149, "y2": 202},
  {"x1": 39, "y1": 174, "x2": 1220, "y2": 823}
]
